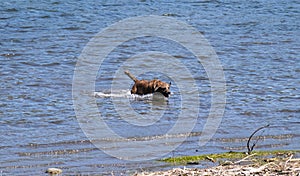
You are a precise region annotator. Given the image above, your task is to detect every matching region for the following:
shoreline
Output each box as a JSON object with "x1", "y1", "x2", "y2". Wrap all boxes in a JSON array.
[{"x1": 135, "y1": 150, "x2": 300, "y2": 176}]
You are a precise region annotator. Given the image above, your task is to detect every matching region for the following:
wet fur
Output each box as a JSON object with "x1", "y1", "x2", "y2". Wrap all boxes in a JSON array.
[{"x1": 124, "y1": 70, "x2": 171, "y2": 97}]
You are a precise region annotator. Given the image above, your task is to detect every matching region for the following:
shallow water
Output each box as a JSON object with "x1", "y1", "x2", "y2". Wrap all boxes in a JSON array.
[{"x1": 1, "y1": 0, "x2": 299, "y2": 175}]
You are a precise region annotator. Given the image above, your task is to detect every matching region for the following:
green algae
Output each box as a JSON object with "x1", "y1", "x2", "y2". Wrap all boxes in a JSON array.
[{"x1": 161, "y1": 150, "x2": 300, "y2": 164}]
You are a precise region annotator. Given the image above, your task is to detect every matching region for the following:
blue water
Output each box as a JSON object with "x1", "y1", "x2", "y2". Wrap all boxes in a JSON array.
[{"x1": 1, "y1": 0, "x2": 299, "y2": 175}]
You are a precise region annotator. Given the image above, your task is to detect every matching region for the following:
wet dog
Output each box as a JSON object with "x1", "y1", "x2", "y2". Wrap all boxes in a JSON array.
[{"x1": 124, "y1": 70, "x2": 171, "y2": 97}]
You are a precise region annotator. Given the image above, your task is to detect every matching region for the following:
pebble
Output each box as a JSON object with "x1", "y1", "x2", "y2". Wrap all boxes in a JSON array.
[{"x1": 45, "y1": 168, "x2": 62, "y2": 175}]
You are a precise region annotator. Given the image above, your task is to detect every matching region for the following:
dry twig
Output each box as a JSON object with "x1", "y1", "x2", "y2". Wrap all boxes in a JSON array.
[
  {"x1": 234, "y1": 153, "x2": 256, "y2": 164},
  {"x1": 246, "y1": 124, "x2": 270, "y2": 154},
  {"x1": 284, "y1": 154, "x2": 293, "y2": 170}
]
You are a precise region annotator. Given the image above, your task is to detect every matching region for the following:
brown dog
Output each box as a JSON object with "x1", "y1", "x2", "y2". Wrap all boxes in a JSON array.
[{"x1": 125, "y1": 70, "x2": 171, "y2": 97}]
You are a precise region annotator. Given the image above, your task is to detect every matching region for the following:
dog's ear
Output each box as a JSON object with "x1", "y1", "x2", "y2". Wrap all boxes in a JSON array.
[{"x1": 169, "y1": 82, "x2": 171, "y2": 86}]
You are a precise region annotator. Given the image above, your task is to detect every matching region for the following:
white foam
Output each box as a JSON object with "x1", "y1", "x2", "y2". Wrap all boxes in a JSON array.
[
  {"x1": 94, "y1": 90, "x2": 168, "y2": 100},
  {"x1": 94, "y1": 90, "x2": 132, "y2": 98}
]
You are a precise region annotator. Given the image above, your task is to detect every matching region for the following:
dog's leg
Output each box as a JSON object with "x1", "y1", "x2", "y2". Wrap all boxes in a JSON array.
[{"x1": 131, "y1": 85, "x2": 137, "y2": 94}]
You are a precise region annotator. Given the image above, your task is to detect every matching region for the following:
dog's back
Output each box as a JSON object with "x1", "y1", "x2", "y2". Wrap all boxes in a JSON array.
[{"x1": 124, "y1": 70, "x2": 171, "y2": 97}]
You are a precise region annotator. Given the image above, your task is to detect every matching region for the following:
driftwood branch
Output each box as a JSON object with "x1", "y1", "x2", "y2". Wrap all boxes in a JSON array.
[
  {"x1": 284, "y1": 154, "x2": 293, "y2": 170},
  {"x1": 247, "y1": 124, "x2": 270, "y2": 154},
  {"x1": 234, "y1": 153, "x2": 257, "y2": 164}
]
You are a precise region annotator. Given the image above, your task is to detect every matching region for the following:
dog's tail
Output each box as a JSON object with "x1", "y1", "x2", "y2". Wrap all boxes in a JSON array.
[{"x1": 124, "y1": 70, "x2": 138, "y2": 82}]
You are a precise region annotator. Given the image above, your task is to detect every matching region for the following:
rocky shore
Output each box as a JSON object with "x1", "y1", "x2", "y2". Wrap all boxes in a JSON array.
[{"x1": 135, "y1": 154, "x2": 300, "y2": 176}]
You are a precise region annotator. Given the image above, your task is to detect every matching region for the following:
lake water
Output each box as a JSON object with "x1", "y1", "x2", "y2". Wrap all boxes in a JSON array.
[{"x1": 1, "y1": 0, "x2": 299, "y2": 175}]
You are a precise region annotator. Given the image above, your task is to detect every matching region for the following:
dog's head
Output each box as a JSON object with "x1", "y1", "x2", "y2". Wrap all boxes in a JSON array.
[{"x1": 154, "y1": 81, "x2": 171, "y2": 97}]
